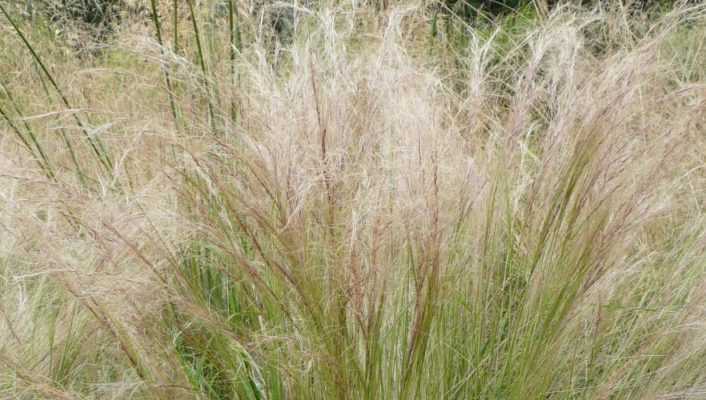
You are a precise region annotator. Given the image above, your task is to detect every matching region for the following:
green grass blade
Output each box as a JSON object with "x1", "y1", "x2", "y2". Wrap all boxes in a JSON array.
[
  {"x1": 0, "y1": 101, "x2": 53, "y2": 178},
  {"x1": 186, "y1": 0, "x2": 217, "y2": 132},
  {"x1": 228, "y1": 0, "x2": 241, "y2": 126},
  {"x1": 0, "y1": 3, "x2": 113, "y2": 176},
  {"x1": 173, "y1": 0, "x2": 180, "y2": 54},
  {"x1": 148, "y1": 0, "x2": 181, "y2": 130},
  {"x1": 0, "y1": 81, "x2": 55, "y2": 180},
  {"x1": 32, "y1": 66, "x2": 87, "y2": 186}
]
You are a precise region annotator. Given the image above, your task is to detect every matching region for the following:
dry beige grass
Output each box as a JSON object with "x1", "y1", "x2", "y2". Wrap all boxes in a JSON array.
[{"x1": 1, "y1": 2, "x2": 706, "y2": 399}]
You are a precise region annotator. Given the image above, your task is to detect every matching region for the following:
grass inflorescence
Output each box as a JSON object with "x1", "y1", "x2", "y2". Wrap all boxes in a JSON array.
[{"x1": 1, "y1": 1, "x2": 706, "y2": 399}]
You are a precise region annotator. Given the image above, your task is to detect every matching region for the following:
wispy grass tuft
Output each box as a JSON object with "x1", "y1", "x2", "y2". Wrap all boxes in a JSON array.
[
  {"x1": 0, "y1": 3, "x2": 113, "y2": 179},
  {"x1": 1, "y1": 2, "x2": 706, "y2": 400}
]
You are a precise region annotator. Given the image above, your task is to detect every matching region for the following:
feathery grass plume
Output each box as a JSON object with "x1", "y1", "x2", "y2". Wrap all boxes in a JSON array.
[{"x1": 0, "y1": 1, "x2": 705, "y2": 399}]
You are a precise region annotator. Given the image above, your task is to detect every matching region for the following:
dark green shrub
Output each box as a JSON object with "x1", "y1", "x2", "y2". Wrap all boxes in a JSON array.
[
  {"x1": 441, "y1": 0, "x2": 696, "y2": 21},
  {"x1": 39, "y1": 0, "x2": 121, "y2": 26},
  {"x1": 27, "y1": 0, "x2": 126, "y2": 56}
]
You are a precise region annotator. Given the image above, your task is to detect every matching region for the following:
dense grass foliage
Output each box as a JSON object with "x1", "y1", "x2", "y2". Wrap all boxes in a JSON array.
[{"x1": 1, "y1": 1, "x2": 706, "y2": 399}]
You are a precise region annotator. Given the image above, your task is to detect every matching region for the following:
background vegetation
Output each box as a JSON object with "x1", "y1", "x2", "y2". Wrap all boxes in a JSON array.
[{"x1": 1, "y1": 0, "x2": 705, "y2": 399}]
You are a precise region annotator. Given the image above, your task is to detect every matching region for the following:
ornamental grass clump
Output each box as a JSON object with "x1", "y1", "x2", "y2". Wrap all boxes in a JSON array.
[{"x1": 0, "y1": 2, "x2": 705, "y2": 399}]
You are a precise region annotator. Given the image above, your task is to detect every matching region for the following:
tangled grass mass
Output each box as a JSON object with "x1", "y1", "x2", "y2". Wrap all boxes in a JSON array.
[{"x1": 1, "y1": 1, "x2": 706, "y2": 398}]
